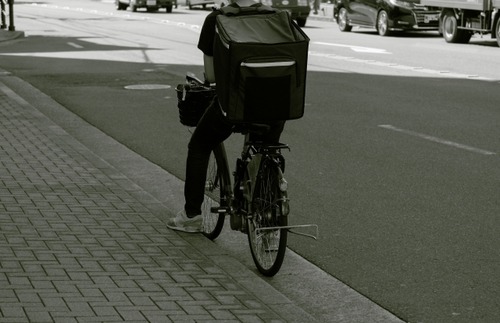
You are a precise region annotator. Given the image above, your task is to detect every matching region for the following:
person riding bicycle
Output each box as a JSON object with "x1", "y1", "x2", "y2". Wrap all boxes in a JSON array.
[{"x1": 167, "y1": 0, "x2": 286, "y2": 232}]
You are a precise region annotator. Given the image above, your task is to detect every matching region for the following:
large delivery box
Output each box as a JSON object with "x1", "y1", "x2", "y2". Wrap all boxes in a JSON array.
[{"x1": 214, "y1": 5, "x2": 309, "y2": 123}]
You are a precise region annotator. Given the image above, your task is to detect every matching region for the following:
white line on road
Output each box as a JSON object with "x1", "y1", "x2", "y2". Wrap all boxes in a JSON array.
[
  {"x1": 67, "y1": 42, "x2": 83, "y2": 49},
  {"x1": 313, "y1": 42, "x2": 391, "y2": 54},
  {"x1": 30, "y1": 3, "x2": 202, "y2": 34},
  {"x1": 309, "y1": 51, "x2": 494, "y2": 81},
  {"x1": 378, "y1": 124, "x2": 496, "y2": 156}
]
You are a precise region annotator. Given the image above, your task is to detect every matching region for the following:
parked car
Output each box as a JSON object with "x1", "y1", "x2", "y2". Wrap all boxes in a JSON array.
[
  {"x1": 333, "y1": 0, "x2": 440, "y2": 36},
  {"x1": 214, "y1": 0, "x2": 310, "y2": 27},
  {"x1": 115, "y1": 0, "x2": 176, "y2": 13},
  {"x1": 187, "y1": 0, "x2": 214, "y2": 9}
]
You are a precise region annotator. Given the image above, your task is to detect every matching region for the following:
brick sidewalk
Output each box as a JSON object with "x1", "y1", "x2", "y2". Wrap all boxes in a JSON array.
[{"x1": 0, "y1": 78, "x2": 317, "y2": 322}]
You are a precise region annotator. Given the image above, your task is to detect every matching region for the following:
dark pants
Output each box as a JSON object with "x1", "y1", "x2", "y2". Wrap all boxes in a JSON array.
[{"x1": 184, "y1": 99, "x2": 285, "y2": 217}]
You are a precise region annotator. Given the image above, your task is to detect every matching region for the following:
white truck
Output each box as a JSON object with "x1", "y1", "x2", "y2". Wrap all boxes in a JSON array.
[{"x1": 420, "y1": 0, "x2": 500, "y2": 46}]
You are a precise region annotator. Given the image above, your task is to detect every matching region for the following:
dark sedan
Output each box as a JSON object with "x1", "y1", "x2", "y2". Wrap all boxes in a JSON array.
[{"x1": 333, "y1": 0, "x2": 440, "y2": 36}]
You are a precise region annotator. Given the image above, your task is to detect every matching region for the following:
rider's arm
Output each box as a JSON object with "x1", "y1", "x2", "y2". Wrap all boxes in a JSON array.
[{"x1": 203, "y1": 54, "x2": 216, "y2": 84}]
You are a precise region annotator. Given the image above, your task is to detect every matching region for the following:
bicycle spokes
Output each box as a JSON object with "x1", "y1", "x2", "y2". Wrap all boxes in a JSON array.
[
  {"x1": 202, "y1": 150, "x2": 226, "y2": 240},
  {"x1": 247, "y1": 158, "x2": 288, "y2": 276}
]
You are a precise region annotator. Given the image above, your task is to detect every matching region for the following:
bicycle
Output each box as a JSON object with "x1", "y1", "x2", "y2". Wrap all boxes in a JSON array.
[{"x1": 176, "y1": 74, "x2": 317, "y2": 277}]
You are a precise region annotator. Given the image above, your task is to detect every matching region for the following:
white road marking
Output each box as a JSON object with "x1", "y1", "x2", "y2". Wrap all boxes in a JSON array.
[
  {"x1": 309, "y1": 51, "x2": 494, "y2": 81},
  {"x1": 67, "y1": 42, "x2": 83, "y2": 49},
  {"x1": 313, "y1": 42, "x2": 391, "y2": 54},
  {"x1": 378, "y1": 124, "x2": 496, "y2": 156},
  {"x1": 29, "y1": 3, "x2": 202, "y2": 33}
]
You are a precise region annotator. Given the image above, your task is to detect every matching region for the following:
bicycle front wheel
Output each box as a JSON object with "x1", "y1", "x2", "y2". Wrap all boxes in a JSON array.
[
  {"x1": 202, "y1": 145, "x2": 229, "y2": 240},
  {"x1": 247, "y1": 157, "x2": 288, "y2": 276}
]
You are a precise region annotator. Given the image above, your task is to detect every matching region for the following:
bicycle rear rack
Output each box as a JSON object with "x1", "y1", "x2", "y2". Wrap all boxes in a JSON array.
[
  {"x1": 255, "y1": 224, "x2": 319, "y2": 240},
  {"x1": 210, "y1": 207, "x2": 319, "y2": 240}
]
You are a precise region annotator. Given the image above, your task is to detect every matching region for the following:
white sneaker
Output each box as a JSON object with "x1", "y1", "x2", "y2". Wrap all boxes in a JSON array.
[{"x1": 167, "y1": 210, "x2": 202, "y2": 233}]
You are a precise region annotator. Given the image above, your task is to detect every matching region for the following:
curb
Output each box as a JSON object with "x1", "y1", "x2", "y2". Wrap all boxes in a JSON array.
[{"x1": 0, "y1": 29, "x2": 25, "y2": 42}]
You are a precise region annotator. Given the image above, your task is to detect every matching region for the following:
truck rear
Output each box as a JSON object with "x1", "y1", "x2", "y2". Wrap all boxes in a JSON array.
[{"x1": 421, "y1": 0, "x2": 500, "y2": 46}]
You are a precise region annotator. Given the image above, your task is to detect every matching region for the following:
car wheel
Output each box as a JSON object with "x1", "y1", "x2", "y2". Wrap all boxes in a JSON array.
[
  {"x1": 296, "y1": 18, "x2": 306, "y2": 27},
  {"x1": 377, "y1": 10, "x2": 390, "y2": 36},
  {"x1": 442, "y1": 12, "x2": 472, "y2": 43},
  {"x1": 115, "y1": 0, "x2": 126, "y2": 10},
  {"x1": 338, "y1": 8, "x2": 352, "y2": 32},
  {"x1": 442, "y1": 12, "x2": 459, "y2": 42}
]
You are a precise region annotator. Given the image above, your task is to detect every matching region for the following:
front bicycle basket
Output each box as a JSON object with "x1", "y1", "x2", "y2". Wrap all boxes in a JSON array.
[{"x1": 175, "y1": 80, "x2": 216, "y2": 127}]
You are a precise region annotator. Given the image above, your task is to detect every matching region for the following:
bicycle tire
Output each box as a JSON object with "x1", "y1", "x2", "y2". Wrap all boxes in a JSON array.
[
  {"x1": 202, "y1": 144, "x2": 230, "y2": 240},
  {"x1": 247, "y1": 155, "x2": 288, "y2": 276}
]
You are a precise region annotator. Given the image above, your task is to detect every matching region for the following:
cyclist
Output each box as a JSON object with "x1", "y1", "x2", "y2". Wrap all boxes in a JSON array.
[{"x1": 167, "y1": 0, "x2": 285, "y2": 232}]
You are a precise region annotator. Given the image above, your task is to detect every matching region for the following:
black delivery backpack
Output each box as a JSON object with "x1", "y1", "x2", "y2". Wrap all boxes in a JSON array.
[{"x1": 213, "y1": 4, "x2": 309, "y2": 123}]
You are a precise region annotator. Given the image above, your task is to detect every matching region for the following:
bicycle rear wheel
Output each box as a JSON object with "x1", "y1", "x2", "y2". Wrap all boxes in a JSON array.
[
  {"x1": 247, "y1": 156, "x2": 288, "y2": 276},
  {"x1": 202, "y1": 145, "x2": 229, "y2": 240}
]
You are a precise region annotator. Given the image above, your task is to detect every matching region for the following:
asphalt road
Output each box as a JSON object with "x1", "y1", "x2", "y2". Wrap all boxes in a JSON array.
[{"x1": 2, "y1": 1, "x2": 500, "y2": 322}]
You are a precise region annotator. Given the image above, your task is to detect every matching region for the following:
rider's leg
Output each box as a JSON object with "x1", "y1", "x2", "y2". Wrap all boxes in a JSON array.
[{"x1": 184, "y1": 100, "x2": 232, "y2": 217}]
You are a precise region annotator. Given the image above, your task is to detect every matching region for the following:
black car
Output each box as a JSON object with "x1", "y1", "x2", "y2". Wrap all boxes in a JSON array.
[{"x1": 333, "y1": 0, "x2": 440, "y2": 36}]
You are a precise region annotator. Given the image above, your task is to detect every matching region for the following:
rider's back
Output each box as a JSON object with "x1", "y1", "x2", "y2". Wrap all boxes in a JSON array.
[{"x1": 213, "y1": 3, "x2": 310, "y2": 123}]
